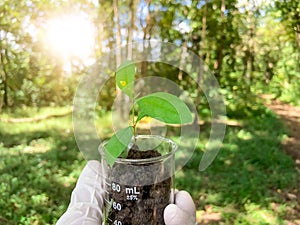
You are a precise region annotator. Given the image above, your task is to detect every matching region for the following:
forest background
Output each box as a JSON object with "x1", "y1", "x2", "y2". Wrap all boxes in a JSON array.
[{"x1": 0, "y1": 0, "x2": 299, "y2": 224}]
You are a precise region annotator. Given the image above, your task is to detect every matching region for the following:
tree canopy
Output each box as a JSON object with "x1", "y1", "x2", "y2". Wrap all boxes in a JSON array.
[{"x1": 0, "y1": 0, "x2": 299, "y2": 115}]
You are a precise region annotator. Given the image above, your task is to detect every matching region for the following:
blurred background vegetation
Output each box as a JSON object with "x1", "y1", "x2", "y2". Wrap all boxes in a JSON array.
[{"x1": 0, "y1": 0, "x2": 299, "y2": 224}]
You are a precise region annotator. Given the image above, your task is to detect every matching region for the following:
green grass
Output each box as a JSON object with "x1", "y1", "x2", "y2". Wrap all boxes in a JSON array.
[
  {"x1": 0, "y1": 113, "x2": 84, "y2": 225},
  {"x1": 0, "y1": 106, "x2": 71, "y2": 119},
  {"x1": 0, "y1": 107, "x2": 298, "y2": 224},
  {"x1": 176, "y1": 109, "x2": 298, "y2": 224}
]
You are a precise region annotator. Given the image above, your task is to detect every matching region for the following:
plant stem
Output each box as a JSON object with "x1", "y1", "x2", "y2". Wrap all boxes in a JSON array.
[{"x1": 132, "y1": 97, "x2": 137, "y2": 138}]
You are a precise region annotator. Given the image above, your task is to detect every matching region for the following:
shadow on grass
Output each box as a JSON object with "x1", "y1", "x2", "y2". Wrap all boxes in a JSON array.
[
  {"x1": 176, "y1": 110, "x2": 298, "y2": 224},
  {"x1": 0, "y1": 121, "x2": 89, "y2": 224},
  {"x1": 0, "y1": 109, "x2": 298, "y2": 224},
  {"x1": 0, "y1": 128, "x2": 64, "y2": 148}
]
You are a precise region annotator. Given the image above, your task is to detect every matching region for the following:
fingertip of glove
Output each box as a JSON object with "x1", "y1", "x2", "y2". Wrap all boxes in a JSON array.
[
  {"x1": 165, "y1": 203, "x2": 177, "y2": 213},
  {"x1": 164, "y1": 204, "x2": 178, "y2": 225},
  {"x1": 175, "y1": 190, "x2": 192, "y2": 201},
  {"x1": 175, "y1": 190, "x2": 196, "y2": 215}
]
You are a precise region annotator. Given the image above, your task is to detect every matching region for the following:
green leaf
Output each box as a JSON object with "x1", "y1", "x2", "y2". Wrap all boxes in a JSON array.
[
  {"x1": 136, "y1": 92, "x2": 193, "y2": 124},
  {"x1": 116, "y1": 61, "x2": 135, "y2": 98},
  {"x1": 104, "y1": 126, "x2": 133, "y2": 166}
]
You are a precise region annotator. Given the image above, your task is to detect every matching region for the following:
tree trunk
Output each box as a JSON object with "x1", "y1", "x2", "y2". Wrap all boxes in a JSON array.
[
  {"x1": 248, "y1": 23, "x2": 255, "y2": 84},
  {"x1": 113, "y1": 0, "x2": 127, "y2": 121},
  {"x1": 141, "y1": 0, "x2": 153, "y2": 75},
  {"x1": 127, "y1": 0, "x2": 138, "y2": 59},
  {"x1": 178, "y1": 41, "x2": 187, "y2": 81},
  {"x1": 296, "y1": 32, "x2": 300, "y2": 72},
  {"x1": 113, "y1": 0, "x2": 122, "y2": 66},
  {"x1": 246, "y1": 13, "x2": 256, "y2": 84},
  {"x1": 0, "y1": 34, "x2": 9, "y2": 107},
  {"x1": 194, "y1": 0, "x2": 208, "y2": 124},
  {"x1": 214, "y1": 0, "x2": 225, "y2": 77},
  {"x1": 200, "y1": 0, "x2": 207, "y2": 59},
  {"x1": 96, "y1": 3, "x2": 104, "y2": 57}
]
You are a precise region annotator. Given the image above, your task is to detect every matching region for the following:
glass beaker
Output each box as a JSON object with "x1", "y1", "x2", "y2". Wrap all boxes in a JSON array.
[{"x1": 99, "y1": 135, "x2": 177, "y2": 225}]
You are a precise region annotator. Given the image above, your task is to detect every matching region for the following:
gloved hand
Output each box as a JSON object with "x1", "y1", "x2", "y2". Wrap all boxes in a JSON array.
[
  {"x1": 56, "y1": 160, "x2": 104, "y2": 225},
  {"x1": 56, "y1": 160, "x2": 196, "y2": 225},
  {"x1": 164, "y1": 190, "x2": 197, "y2": 225}
]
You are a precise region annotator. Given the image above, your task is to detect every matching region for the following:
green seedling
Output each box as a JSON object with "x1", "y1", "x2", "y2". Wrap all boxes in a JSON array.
[{"x1": 104, "y1": 61, "x2": 193, "y2": 166}]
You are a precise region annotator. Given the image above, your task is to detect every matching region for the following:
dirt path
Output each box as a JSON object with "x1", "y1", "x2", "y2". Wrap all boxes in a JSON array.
[
  {"x1": 197, "y1": 96, "x2": 300, "y2": 225},
  {"x1": 266, "y1": 98, "x2": 300, "y2": 162},
  {"x1": 264, "y1": 96, "x2": 300, "y2": 225}
]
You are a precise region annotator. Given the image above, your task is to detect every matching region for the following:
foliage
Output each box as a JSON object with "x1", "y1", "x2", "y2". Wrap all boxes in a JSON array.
[
  {"x1": 105, "y1": 62, "x2": 193, "y2": 166},
  {"x1": 0, "y1": 106, "x2": 298, "y2": 224},
  {"x1": 0, "y1": 0, "x2": 299, "y2": 111}
]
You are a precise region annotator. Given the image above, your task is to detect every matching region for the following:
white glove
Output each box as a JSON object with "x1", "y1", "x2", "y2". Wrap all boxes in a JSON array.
[
  {"x1": 56, "y1": 160, "x2": 104, "y2": 225},
  {"x1": 164, "y1": 190, "x2": 197, "y2": 225},
  {"x1": 56, "y1": 161, "x2": 196, "y2": 225}
]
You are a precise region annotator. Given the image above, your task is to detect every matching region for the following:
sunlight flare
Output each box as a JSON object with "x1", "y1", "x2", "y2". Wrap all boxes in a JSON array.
[{"x1": 45, "y1": 13, "x2": 95, "y2": 60}]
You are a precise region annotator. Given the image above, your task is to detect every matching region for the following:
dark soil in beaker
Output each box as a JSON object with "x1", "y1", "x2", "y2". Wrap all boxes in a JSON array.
[{"x1": 107, "y1": 147, "x2": 172, "y2": 225}]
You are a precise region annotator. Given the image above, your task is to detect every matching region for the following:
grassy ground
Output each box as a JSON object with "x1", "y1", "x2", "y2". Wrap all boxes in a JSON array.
[
  {"x1": 178, "y1": 109, "x2": 299, "y2": 224},
  {"x1": 0, "y1": 108, "x2": 83, "y2": 225},
  {"x1": 0, "y1": 107, "x2": 298, "y2": 224}
]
